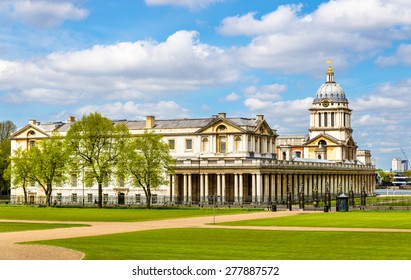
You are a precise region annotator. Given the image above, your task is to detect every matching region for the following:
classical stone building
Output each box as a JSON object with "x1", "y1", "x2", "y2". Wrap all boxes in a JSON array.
[{"x1": 10, "y1": 65, "x2": 375, "y2": 206}]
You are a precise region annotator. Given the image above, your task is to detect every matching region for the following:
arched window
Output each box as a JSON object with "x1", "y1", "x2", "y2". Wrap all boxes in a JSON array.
[
  {"x1": 282, "y1": 152, "x2": 287, "y2": 160},
  {"x1": 234, "y1": 136, "x2": 242, "y2": 152},
  {"x1": 319, "y1": 140, "x2": 327, "y2": 148},
  {"x1": 217, "y1": 125, "x2": 227, "y2": 132},
  {"x1": 201, "y1": 137, "x2": 209, "y2": 152},
  {"x1": 295, "y1": 151, "x2": 302, "y2": 158}
]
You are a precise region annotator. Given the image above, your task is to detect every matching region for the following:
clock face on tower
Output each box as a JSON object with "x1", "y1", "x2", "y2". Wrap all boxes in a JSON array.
[{"x1": 321, "y1": 98, "x2": 330, "y2": 107}]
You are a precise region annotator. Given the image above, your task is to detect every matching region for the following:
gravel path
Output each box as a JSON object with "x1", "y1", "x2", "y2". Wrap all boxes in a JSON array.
[{"x1": 2, "y1": 210, "x2": 410, "y2": 260}]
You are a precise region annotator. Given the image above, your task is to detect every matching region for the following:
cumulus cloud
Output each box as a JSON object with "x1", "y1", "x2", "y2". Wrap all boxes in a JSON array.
[
  {"x1": 75, "y1": 101, "x2": 190, "y2": 120},
  {"x1": 244, "y1": 83, "x2": 286, "y2": 101},
  {"x1": 145, "y1": 0, "x2": 224, "y2": 10},
  {"x1": 0, "y1": 30, "x2": 240, "y2": 105},
  {"x1": 218, "y1": 0, "x2": 411, "y2": 73},
  {"x1": 0, "y1": 0, "x2": 88, "y2": 28},
  {"x1": 222, "y1": 92, "x2": 240, "y2": 102},
  {"x1": 376, "y1": 44, "x2": 411, "y2": 66}
]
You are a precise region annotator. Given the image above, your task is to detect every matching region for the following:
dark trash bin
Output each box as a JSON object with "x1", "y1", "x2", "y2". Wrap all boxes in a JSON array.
[
  {"x1": 324, "y1": 205, "x2": 329, "y2": 212},
  {"x1": 272, "y1": 204, "x2": 277, "y2": 212}
]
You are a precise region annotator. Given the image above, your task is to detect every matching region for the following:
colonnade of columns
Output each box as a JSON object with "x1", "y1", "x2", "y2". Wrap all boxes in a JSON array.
[{"x1": 169, "y1": 171, "x2": 375, "y2": 205}]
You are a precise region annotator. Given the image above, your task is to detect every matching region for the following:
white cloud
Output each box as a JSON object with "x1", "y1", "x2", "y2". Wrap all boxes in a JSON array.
[
  {"x1": 376, "y1": 44, "x2": 411, "y2": 66},
  {"x1": 218, "y1": 0, "x2": 411, "y2": 73},
  {"x1": 0, "y1": 30, "x2": 240, "y2": 105},
  {"x1": 145, "y1": 0, "x2": 224, "y2": 10},
  {"x1": 0, "y1": 0, "x2": 88, "y2": 28},
  {"x1": 75, "y1": 101, "x2": 190, "y2": 120},
  {"x1": 244, "y1": 83, "x2": 286, "y2": 101},
  {"x1": 223, "y1": 92, "x2": 240, "y2": 102}
]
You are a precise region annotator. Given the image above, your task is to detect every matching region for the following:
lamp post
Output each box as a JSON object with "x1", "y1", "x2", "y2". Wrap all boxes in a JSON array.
[
  {"x1": 299, "y1": 183, "x2": 305, "y2": 210},
  {"x1": 349, "y1": 182, "x2": 355, "y2": 207},
  {"x1": 286, "y1": 183, "x2": 292, "y2": 211},
  {"x1": 325, "y1": 182, "x2": 331, "y2": 212},
  {"x1": 313, "y1": 182, "x2": 319, "y2": 208}
]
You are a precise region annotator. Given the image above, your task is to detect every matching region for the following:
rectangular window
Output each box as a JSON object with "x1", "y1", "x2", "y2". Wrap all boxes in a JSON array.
[
  {"x1": 72, "y1": 193, "x2": 77, "y2": 203},
  {"x1": 324, "y1": 112, "x2": 328, "y2": 127},
  {"x1": 185, "y1": 139, "x2": 192, "y2": 150},
  {"x1": 71, "y1": 174, "x2": 77, "y2": 188},
  {"x1": 103, "y1": 194, "x2": 108, "y2": 204},
  {"x1": 331, "y1": 112, "x2": 335, "y2": 127},
  {"x1": 152, "y1": 194, "x2": 158, "y2": 204},
  {"x1": 219, "y1": 136, "x2": 227, "y2": 153},
  {"x1": 87, "y1": 193, "x2": 93, "y2": 203},
  {"x1": 168, "y1": 139, "x2": 175, "y2": 150},
  {"x1": 318, "y1": 113, "x2": 322, "y2": 127},
  {"x1": 135, "y1": 194, "x2": 141, "y2": 203},
  {"x1": 57, "y1": 193, "x2": 62, "y2": 203}
]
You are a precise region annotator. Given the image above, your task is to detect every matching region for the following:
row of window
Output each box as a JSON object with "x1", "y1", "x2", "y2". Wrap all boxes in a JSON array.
[
  {"x1": 168, "y1": 135, "x2": 274, "y2": 154},
  {"x1": 56, "y1": 193, "x2": 157, "y2": 203},
  {"x1": 318, "y1": 112, "x2": 350, "y2": 128}
]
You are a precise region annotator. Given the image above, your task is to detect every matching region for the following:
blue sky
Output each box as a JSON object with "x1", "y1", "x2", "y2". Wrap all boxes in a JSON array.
[{"x1": 1, "y1": 0, "x2": 411, "y2": 170}]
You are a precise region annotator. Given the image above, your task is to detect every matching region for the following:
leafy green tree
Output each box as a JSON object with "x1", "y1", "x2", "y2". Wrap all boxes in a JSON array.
[
  {"x1": 118, "y1": 131, "x2": 174, "y2": 209},
  {"x1": 29, "y1": 135, "x2": 70, "y2": 206},
  {"x1": 0, "y1": 120, "x2": 16, "y2": 194},
  {"x1": 66, "y1": 113, "x2": 130, "y2": 208},
  {"x1": 376, "y1": 169, "x2": 392, "y2": 186},
  {"x1": 6, "y1": 148, "x2": 33, "y2": 204}
]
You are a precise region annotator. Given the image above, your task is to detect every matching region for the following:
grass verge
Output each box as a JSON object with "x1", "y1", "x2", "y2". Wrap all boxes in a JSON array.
[
  {"x1": 30, "y1": 228, "x2": 411, "y2": 260},
  {"x1": 218, "y1": 211, "x2": 411, "y2": 229},
  {"x1": 0, "y1": 205, "x2": 261, "y2": 222},
  {"x1": 0, "y1": 222, "x2": 88, "y2": 233}
]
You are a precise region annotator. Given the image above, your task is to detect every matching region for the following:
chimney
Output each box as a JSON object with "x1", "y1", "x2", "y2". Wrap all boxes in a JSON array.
[
  {"x1": 67, "y1": 116, "x2": 76, "y2": 123},
  {"x1": 28, "y1": 119, "x2": 37, "y2": 126},
  {"x1": 145, "y1": 116, "x2": 155, "y2": 129},
  {"x1": 256, "y1": 114, "x2": 264, "y2": 121},
  {"x1": 218, "y1": 112, "x2": 226, "y2": 118}
]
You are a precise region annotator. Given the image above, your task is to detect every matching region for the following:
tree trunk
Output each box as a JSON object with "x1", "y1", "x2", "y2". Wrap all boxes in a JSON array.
[
  {"x1": 98, "y1": 181, "x2": 103, "y2": 208},
  {"x1": 46, "y1": 183, "x2": 52, "y2": 207},
  {"x1": 23, "y1": 184, "x2": 28, "y2": 205},
  {"x1": 146, "y1": 187, "x2": 151, "y2": 209}
]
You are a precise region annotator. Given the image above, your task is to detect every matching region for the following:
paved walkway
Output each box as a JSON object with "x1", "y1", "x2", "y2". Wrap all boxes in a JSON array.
[{"x1": 1, "y1": 210, "x2": 411, "y2": 260}]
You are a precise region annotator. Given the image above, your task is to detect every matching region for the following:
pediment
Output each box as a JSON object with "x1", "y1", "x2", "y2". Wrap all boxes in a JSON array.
[
  {"x1": 11, "y1": 124, "x2": 50, "y2": 140},
  {"x1": 305, "y1": 133, "x2": 340, "y2": 147},
  {"x1": 255, "y1": 120, "x2": 275, "y2": 136},
  {"x1": 196, "y1": 118, "x2": 245, "y2": 134}
]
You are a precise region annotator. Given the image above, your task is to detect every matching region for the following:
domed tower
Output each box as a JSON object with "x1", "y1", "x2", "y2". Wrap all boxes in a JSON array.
[{"x1": 305, "y1": 61, "x2": 357, "y2": 162}]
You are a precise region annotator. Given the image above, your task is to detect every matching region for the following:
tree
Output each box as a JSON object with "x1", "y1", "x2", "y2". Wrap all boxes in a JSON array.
[
  {"x1": 29, "y1": 135, "x2": 70, "y2": 206},
  {"x1": 0, "y1": 120, "x2": 16, "y2": 194},
  {"x1": 6, "y1": 148, "x2": 33, "y2": 204},
  {"x1": 118, "y1": 130, "x2": 174, "y2": 209},
  {"x1": 66, "y1": 113, "x2": 130, "y2": 208}
]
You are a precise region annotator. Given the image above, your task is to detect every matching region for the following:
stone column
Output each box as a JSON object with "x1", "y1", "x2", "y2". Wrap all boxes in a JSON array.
[
  {"x1": 183, "y1": 174, "x2": 187, "y2": 204},
  {"x1": 204, "y1": 174, "x2": 209, "y2": 204},
  {"x1": 252, "y1": 174, "x2": 257, "y2": 204},
  {"x1": 200, "y1": 174, "x2": 204, "y2": 203},
  {"x1": 217, "y1": 174, "x2": 221, "y2": 203},
  {"x1": 234, "y1": 174, "x2": 239, "y2": 204},
  {"x1": 256, "y1": 174, "x2": 262, "y2": 204},
  {"x1": 264, "y1": 174, "x2": 270, "y2": 202},
  {"x1": 221, "y1": 174, "x2": 226, "y2": 204},
  {"x1": 188, "y1": 174, "x2": 192, "y2": 204},
  {"x1": 271, "y1": 174, "x2": 276, "y2": 202},
  {"x1": 239, "y1": 174, "x2": 244, "y2": 205}
]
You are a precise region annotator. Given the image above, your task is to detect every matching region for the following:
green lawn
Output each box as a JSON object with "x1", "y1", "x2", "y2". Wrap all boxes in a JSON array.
[
  {"x1": 0, "y1": 205, "x2": 261, "y2": 222},
  {"x1": 0, "y1": 222, "x2": 88, "y2": 233},
  {"x1": 30, "y1": 228, "x2": 411, "y2": 260},
  {"x1": 218, "y1": 212, "x2": 411, "y2": 229}
]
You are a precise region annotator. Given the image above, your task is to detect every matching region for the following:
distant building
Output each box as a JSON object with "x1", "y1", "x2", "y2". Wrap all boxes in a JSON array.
[{"x1": 392, "y1": 158, "x2": 408, "y2": 172}]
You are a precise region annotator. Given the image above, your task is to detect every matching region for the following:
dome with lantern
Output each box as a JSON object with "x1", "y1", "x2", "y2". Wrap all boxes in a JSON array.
[{"x1": 314, "y1": 63, "x2": 348, "y2": 103}]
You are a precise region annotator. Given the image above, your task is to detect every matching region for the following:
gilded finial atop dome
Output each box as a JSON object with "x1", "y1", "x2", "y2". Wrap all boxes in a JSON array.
[{"x1": 326, "y1": 59, "x2": 333, "y2": 73}]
